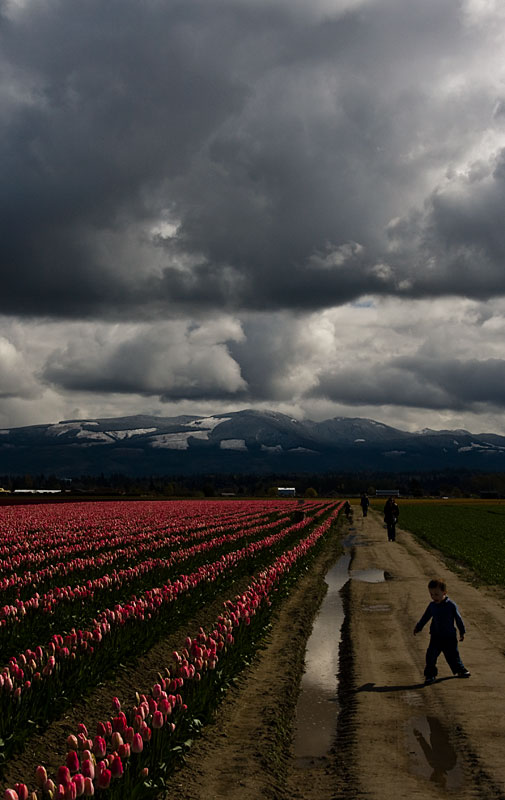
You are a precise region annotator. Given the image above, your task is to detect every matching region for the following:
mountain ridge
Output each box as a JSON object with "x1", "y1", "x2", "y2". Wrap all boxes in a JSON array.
[{"x1": 1, "y1": 410, "x2": 505, "y2": 476}]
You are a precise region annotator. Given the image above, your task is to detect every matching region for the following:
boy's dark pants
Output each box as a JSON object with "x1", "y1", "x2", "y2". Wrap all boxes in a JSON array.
[{"x1": 424, "y1": 634, "x2": 465, "y2": 678}]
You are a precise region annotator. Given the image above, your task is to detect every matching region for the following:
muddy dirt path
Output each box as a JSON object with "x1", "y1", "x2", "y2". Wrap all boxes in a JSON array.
[{"x1": 164, "y1": 509, "x2": 505, "y2": 800}]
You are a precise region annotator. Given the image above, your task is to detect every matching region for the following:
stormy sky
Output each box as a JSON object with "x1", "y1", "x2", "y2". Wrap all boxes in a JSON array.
[{"x1": 2, "y1": 0, "x2": 505, "y2": 433}]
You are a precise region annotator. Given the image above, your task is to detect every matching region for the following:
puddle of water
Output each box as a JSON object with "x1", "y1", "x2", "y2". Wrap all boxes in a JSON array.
[
  {"x1": 406, "y1": 716, "x2": 464, "y2": 790},
  {"x1": 350, "y1": 568, "x2": 385, "y2": 583},
  {"x1": 293, "y1": 555, "x2": 350, "y2": 764}
]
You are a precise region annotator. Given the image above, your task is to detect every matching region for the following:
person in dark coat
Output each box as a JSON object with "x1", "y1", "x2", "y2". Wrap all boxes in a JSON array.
[
  {"x1": 383, "y1": 495, "x2": 399, "y2": 541},
  {"x1": 413, "y1": 578, "x2": 470, "y2": 683},
  {"x1": 360, "y1": 493, "x2": 370, "y2": 517}
]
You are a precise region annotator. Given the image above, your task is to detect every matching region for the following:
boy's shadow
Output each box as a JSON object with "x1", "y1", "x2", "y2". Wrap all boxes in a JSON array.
[{"x1": 355, "y1": 677, "x2": 454, "y2": 693}]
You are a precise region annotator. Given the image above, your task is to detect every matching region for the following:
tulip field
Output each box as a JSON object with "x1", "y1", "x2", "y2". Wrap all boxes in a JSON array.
[{"x1": 0, "y1": 498, "x2": 343, "y2": 799}]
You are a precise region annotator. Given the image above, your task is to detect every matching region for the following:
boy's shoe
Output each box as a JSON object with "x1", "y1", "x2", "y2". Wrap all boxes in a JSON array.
[
  {"x1": 456, "y1": 670, "x2": 471, "y2": 678},
  {"x1": 424, "y1": 676, "x2": 436, "y2": 685}
]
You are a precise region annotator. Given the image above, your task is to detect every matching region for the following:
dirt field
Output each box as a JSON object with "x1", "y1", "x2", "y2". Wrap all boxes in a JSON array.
[{"x1": 163, "y1": 508, "x2": 505, "y2": 800}]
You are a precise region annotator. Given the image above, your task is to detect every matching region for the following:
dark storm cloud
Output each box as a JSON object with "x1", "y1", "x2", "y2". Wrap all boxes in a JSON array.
[
  {"x1": 313, "y1": 356, "x2": 505, "y2": 411},
  {"x1": 2, "y1": 0, "x2": 502, "y2": 320}
]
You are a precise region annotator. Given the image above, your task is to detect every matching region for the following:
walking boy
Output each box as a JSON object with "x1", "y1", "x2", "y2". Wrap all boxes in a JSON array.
[{"x1": 413, "y1": 578, "x2": 470, "y2": 684}]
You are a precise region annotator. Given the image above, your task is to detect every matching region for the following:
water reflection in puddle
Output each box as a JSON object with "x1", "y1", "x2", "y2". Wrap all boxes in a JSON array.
[
  {"x1": 294, "y1": 544, "x2": 387, "y2": 766},
  {"x1": 350, "y1": 568, "x2": 385, "y2": 583},
  {"x1": 293, "y1": 555, "x2": 350, "y2": 764},
  {"x1": 406, "y1": 716, "x2": 463, "y2": 790}
]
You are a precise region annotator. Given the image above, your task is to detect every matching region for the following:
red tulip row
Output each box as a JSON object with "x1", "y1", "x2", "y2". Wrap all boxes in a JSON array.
[
  {"x1": 0, "y1": 500, "x2": 296, "y2": 575},
  {"x1": 0, "y1": 504, "x2": 333, "y2": 755},
  {"x1": 3, "y1": 502, "x2": 342, "y2": 800},
  {"x1": 0, "y1": 505, "x2": 293, "y2": 602},
  {"x1": 0, "y1": 510, "x2": 315, "y2": 656}
]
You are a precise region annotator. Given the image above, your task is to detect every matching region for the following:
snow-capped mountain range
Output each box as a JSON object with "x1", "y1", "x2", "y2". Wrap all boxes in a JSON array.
[{"x1": 1, "y1": 409, "x2": 505, "y2": 476}]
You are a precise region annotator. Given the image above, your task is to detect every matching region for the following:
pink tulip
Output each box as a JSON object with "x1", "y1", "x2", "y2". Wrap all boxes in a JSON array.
[
  {"x1": 140, "y1": 724, "x2": 151, "y2": 742},
  {"x1": 14, "y1": 786, "x2": 28, "y2": 800},
  {"x1": 83, "y1": 777, "x2": 94, "y2": 797},
  {"x1": 56, "y1": 766, "x2": 71, "y2": 786},
  {"x1": 92, "y1": 736, "x2": 106, "y2": 759},
  {"x1": 35, "y1": 765, "x2": 47, "y2": 787},
  {"x1": 112, "y1": 696, "x2": 121, "y2": 713},
  {"x1": 96, "y1": 769, "x2": 111, "y2": 790},
  {"x1": 152, "y1": 711, "x2": 164, "y2": 729},
  {"x1": 118, "y1": 743, "x2": 130, "y2": 760},
  {"x1": 77, "y1": 724, "x2": 88, "y2": 737},
  {"x1": 81, "y1": 760, "x2": 95, "y2": 780},
  {"x1": 124, "y1": 726, "x2": 134, "y2": 744},
  {"x1": 72, "y1": 775, "x2": 85, "y2": 797},
  {"x1": 159, "y1": 697, "x2": 171, "y2": 715},
  {"x1": 96, "y1": 722, "x2": 106, "y2": 737},
  {"x1": 111, "y1": 732, "x2": 123, "y2": 750},
  {"x1": 67, "y1": 735, "x2": 79, "y2": 751},
  {"x1": 64, "y1": 783, "x2": 76, "y2": 800},
  {"x1": 66, "y1": 750, "x2": 80, "y2": 773},
  {"x1": 110, "y1": 756, "x2": 123, "y2": 779},
  {"x1": 43, "y1": 779, "x2": 56, "y2": 795},
  {"x1": 131, "y1": 733, "x2": 143, "y2": 754},
  {"x1": 4, "y1": 790, "x2": 19, "y2": 800}
]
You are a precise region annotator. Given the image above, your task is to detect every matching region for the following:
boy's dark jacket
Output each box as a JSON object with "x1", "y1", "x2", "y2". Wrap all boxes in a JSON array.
[{"x1": 414, "y1": 596, "x2": 465, "y2": 638}]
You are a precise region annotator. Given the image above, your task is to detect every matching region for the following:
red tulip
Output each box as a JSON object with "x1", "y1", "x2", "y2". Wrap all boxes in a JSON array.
[
  {"x1": 131, "y1": 733, "x2": 143, "y2": 754},
  {"x1": 96, "y1": 769, "x2": 111, "y2": 790},
  {"x1": 118, "y1": 743, "x2": 130, "y2": 760},
  {"x1": 110, "y1": 756, "x2": 123, "y2": 779},
  {"x1": 92, "y1": 736, "x2": 106, "y2": 759},
  {"x1": 56, "y1": 766, "x2": 71, "y2": 787},
  {"x1": 66, "y1": 750, "x2": 80, "y2": 773},
  {"x1": 72, "y1": 774, "x2": 85, "y2": 797},
  {"x1": 81, "y1": 760, "x2": 95, "y2": 780}
]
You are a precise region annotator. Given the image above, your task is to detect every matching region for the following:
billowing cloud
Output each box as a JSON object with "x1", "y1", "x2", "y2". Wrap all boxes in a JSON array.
[
  {"x1": 42, "y1": 319, "x2": 247, "y2": 399},
  {"x1": 2, "y1": 0, "x2": 505, "y2": 321},
  {"x1": 2, "y1": 0, "x2": 505, "y2": 434}
]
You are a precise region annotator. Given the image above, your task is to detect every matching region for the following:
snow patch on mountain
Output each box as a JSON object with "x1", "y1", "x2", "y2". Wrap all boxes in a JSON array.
[
  {"x1": 261, "y1": 444, "x2": 283, "y2": 453},
  {"x1": 220, "y1": 439, "x2": 247, "y2": 451},
  {"x1": 150, "y1": 431, "x2": 209, "y2": 450},
  {"x1": 105, "y1": 428, "x2": 157, "y2": 440}
]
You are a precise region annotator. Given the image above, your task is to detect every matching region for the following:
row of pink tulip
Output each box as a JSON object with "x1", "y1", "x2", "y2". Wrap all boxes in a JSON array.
[
  {"x1": 0, "y1": 505, "x2": 331, "y2": 752},
  {"x1": 0, "y1": 499, "x2": 296, "y2": 573},
  {"x1": 1, "y1": 506, "x2": 323, "y2": 694},
  {"x1": 0, "y1": 510, "x2": 305, "y2": 634},
  {"x1": 3, "y1": 502, "x2": 342, "y2": 800},
  {"x1": 0, "y1": 504, "x2": 294, "y2": 600}
]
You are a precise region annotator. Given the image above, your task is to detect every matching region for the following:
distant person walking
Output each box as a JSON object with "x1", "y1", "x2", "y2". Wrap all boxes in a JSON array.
[
  {"x1": 383, "y1": 495, "x2": 399, "y2": 541},
  {"x1": 360, "y1": 493, "x2": 370, "y2": 517},
  {"x1": 413, "y1": 578, "x2": 470, "y2": 684},
  {"x1": 343, "y1": 500, "x2": 352, "y2": 520}
]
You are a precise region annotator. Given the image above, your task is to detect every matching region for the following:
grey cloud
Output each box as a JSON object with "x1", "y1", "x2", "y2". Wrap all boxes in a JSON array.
[
  {"x1": 41, "y1": 321, "x2": 248, "y2": 400},
  {"x1": 312, "y1": 356, "x2": 505, "y2": 411},
  {"x1": 2, "y1": 0, "x2": 501, "y2": 320}
]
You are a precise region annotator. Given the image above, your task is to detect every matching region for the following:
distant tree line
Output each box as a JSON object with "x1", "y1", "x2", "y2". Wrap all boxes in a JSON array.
[{"x1": 1, "y1": 469, "x2": 505, "y2": 498}]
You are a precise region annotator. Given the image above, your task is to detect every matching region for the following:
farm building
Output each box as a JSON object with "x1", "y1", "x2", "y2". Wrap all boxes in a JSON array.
[
  {"x1": 277, "y1": 487, "x2": 296, "y2": 497},
  {"x1": 375, "y1": 489, "x2": 400, "y2": 497}
]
